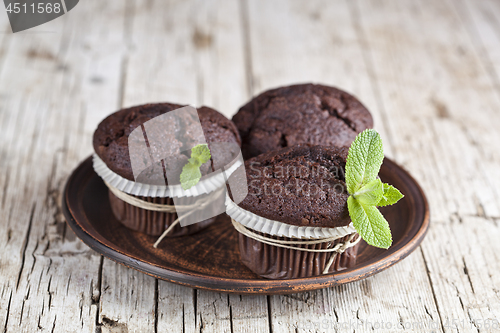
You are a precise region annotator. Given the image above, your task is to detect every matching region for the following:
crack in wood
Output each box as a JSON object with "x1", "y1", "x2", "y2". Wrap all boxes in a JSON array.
[
  {"x1": 16, "y1": 203, "x2": 36, "y2": 290},
  {"x1": 154, "y1": 279, "x2": 158, "y2": 333},
  {"x1": 3, "y1": 291, "x2": 12, "y2": 333},
  {"x1": 19, "y1": 299, "x2": 25, "y2": 326},
  {"x1": 50, "y1": 315, "x2": 56, "y2": 333},
  {"x1": 193, "y1": 289, "x2": 197, "y2": 328},
  {"x1": 182, "y1": 304, "x2": 185, "y2": 333},
  {"x1": 5, "y1": 228, "x2": 11, "y2": 244},
  {"x1": 93, "y1": 256, "x2": 104, "y2": 332},
  {"x1": 47, "y1": 275, "x2": 53, "y2": 310},
  {"x1": 2, "y1": 166, "x2": 9, "y2": 210},
  {"x1": 420, "y1": 247, "x2": 446, "y2": 333},
  {"x1": 79, "y1": 294, "x2": 83, "y2": 321},
  {"x1": 199, "y1": 313, "x2": 204, "y2": 333},
  {"x1": 65, "y1": 274, "x2": 72, "y2": 296},
  {"x1": 229, "y1": 304, "x2": 234, "y2": 333},
  {"x1": 46, "y1": 258, "x2": 53, "y2": 276},
  {"x1": 29, "y1": 240, "x2": 39, "y2": 276},
  {"x1": 266, "y1": 295, "x2": 273, "y2": 333},
  {"x1": 462, "y1": 257, "x2": 476, "y2": 295},
  {"x1": 424, "y1": 304, "x2": 434, "y2": 321}
]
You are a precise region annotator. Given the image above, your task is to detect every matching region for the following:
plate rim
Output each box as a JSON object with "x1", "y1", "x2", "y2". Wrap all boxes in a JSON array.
[{"x1": 63, "y1": 156, "x2": 430, "y2": 294}]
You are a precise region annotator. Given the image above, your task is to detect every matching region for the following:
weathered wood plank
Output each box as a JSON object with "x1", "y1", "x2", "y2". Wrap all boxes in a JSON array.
[
  {"x1": 245, "y1": 0, "x2": 390, "y2": 154},
  {"x1": 100, "y1": 1, "x2": 262, "y2": 332},
  {"x1": 422, "y1": 217, "x2": 500, "y2": 333},
  {"x1": 0, "y1": 0, "x2": 499, "y2": 331},
  {"x1": 193, "y1": 292, "x2": 271, "y2": 333},
  {"x1": 228, "y1": 294, "x2": 270, "y2": 333},
  {"x1": 353, "y1": 0, "x2": 500, "y2": 331},
  {"x1": 99, "y1": 260, "x2": 156, "y2": 332},
  {"x1": 245, "y1": 0, "x2": 442, "y2": 331},
  {"x1": 195, "y1": 292, "x2": 232, "y2": 332},
  {"x1": 191, "y1": 0, "x2": 249, "y2": 117},
  {"x1": 157, "y1": 282, "x2": 196, "y2": 333},
  {"x1": 451, "y1": 0, "x2": 500, "y2": 218},
  {"x1": 268, "y1": 252, "x2": 440, "y2": 332},
  {"x1": 0, "y1": 2, "x2": 128, "y2": 332},
  {"x1": 122, "y1": 0, "x2": 247, "y2": 117}
]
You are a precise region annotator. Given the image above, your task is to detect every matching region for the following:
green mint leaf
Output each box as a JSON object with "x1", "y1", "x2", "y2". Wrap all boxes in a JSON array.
[
  {"x1": 345, "y1": 129, "x2": 384, "y2": 195},
  {"x1": 180, "y1": 162, "x2": 202, "y2": 190},
  {"x1": 190, "y1": 144, "x2": 211, "y2": 166},
  {"x1": 180, "y1": 144, "x2": 211, "y2": 190},
  {"x1": 354, "y1": 178, "x2": 384, "y2": 206},
  {"x1": 348, "y1": 196, "x2": 392, "y2": 249},
  {"x1": 377, "y1": 183, "x2": 404, "y2": 206}
]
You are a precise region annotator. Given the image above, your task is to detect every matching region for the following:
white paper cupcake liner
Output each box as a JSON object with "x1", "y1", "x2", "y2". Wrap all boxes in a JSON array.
[
  {"x1": 93, "y1": 153, "x2": 242, "y2": 198},
  {"x1": 225, "y1": 196, "x2": 357, "y2": 239}
]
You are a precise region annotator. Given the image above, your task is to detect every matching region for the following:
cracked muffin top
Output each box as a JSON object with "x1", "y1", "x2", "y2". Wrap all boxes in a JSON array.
[
  {"x1": 93, "y1": 103, "x2": 241, "y2": 182},
  {"x1": 232, "y1": 144, "x2": 351, "y2": 228},
  {"x1": 232, "y1": 83, "x2": 373, "y2": 159}
]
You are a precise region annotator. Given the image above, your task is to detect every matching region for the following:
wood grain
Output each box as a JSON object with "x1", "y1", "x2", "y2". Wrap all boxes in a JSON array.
[
  {"x1": 354, "y1": 0, "x2": 500, "y2": 332},
  {"x1": 0, "y1": 2, "x2": 127, "y2": 332},
  {"x1": 0, "y1": 0, "x2": 499, "y2": 332}
]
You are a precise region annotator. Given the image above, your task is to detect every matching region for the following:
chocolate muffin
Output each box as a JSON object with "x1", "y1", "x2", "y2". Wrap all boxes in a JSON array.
[
  {"x1": 93, "y1": 103, "x2": 241, "y2": 237},
  {"x1": 240, "y1": 144, "x2": 350, "y2": 228},
  {"x1": 226, "y1": 144, "x2": 360, "y2": 279},
  {"x1": 94, "y1": 103, "x2": 241, "y2": 182},
  {"x1": 232, "y1": 83, "x2": 373, "y2": 159}
]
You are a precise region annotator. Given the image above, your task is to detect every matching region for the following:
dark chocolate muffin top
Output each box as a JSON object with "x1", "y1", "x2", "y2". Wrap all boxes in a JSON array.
[
  {"x1": 93, "y1": 103, "x2": 241, "y2": 182},
  {"x1": 233, "y1": 144, "x2": 351, "y2": 228},
  {"x1": 232, "y1": 83, "x2": 373, "y2": 159}
]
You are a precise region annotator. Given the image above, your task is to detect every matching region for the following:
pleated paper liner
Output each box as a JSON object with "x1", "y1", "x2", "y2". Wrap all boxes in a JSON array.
[
  {"x1": 226, "y1": 196, "x2": 360, "y2": 278},
  {"x1": 92, "y1": 153, "x2": 243, "y2": 198},
  {"x1": 108, "y1": 191, "x2": 215, "y2": 237},
  {"x1": 94, "y1": 153, "x2": 242, "y2": 236},
  {"x1": 238, "y1": 231, "x2": 360, "y2": 279},
  {"x1": 225, "y1": 195, "x2": 356, "y2": 239}
]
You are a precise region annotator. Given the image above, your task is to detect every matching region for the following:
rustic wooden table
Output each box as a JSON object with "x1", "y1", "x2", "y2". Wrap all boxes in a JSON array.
[{"x1": 1, "y1": 0, "x2": 499, "y2": 332}]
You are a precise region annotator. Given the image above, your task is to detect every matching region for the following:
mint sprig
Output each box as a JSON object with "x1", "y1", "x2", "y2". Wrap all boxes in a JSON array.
[
  {"x1": 346, "y1": 129, "x2": 404, "y2": 249},
  {"x1": 354, "y1": 178, "x2": 384, "y2": 206},
  {"x1": 377, "y1": 183, "x2": 404, "y2": 207},
  {"x1": 180, "y1": 144, "x2": 211, "y2": 190}
]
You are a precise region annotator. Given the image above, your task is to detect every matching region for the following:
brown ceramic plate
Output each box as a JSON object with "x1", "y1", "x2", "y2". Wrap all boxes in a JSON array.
[{"x1": 63, "y1": 156, "x2": 429, "y2": 294}]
